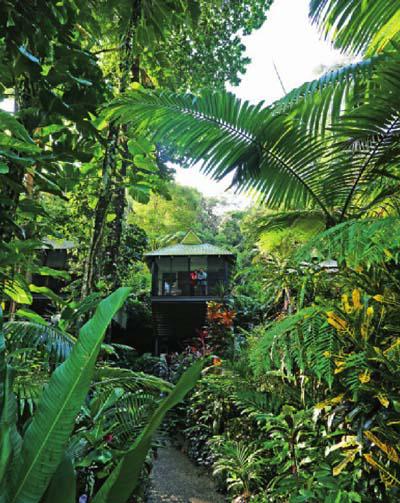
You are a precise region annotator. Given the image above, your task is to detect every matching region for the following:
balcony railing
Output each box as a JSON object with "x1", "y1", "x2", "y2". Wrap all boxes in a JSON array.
[{"x1": 152, "y1": 271, "x2": 227, "y2": 297}]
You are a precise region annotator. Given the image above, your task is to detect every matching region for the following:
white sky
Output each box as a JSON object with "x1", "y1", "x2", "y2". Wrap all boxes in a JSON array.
[{"x1": 174, "y1": 0, "x2": 345, "y2": 210}]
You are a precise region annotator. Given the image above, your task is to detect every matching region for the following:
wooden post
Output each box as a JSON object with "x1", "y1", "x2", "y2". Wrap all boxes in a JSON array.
[
  {"x1": 188, "y1": 256, "x2": 191, "y2": 296},
  {"x1": 151, "y1": 259, "x2": 158, "y2": 296},
  {"x1": 224, "y1": 259, "x2": 229, "y2": 285}
]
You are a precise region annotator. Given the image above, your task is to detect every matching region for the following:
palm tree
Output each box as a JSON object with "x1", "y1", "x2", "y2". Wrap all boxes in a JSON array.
[
  {"x1": 212, "y1": 441, "x2": 265, "y2": 500},
  {"x1": 108, "y1": 1, "x2": 400, "y2": 228}
]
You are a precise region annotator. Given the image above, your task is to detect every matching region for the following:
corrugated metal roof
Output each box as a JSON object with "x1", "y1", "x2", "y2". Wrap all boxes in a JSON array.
[
  {"x1": 42, "y1": 237, "x2": 75, "y2": 249},
  {"x1": 145, "y1": 243, "x2": 234, "y2": 257}
]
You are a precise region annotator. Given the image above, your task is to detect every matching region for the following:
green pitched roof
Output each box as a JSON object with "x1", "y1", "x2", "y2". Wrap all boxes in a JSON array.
[
  {"x1": 145, "y1": 243, "x2": 234, "y2": 257},
  {"x1": 145, "y1": 231, "x2": 234, "y2": 258},
  {"x1": 180, "y1": 230, "x2": 202, "y2": 245}
]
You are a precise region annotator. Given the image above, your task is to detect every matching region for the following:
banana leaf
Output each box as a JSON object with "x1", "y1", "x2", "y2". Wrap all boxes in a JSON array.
[
  {"x1": 43, "y1": 453, "x2": 76, "y2": 503},
  {"x1": 0, "y1": 309, "x2": 22, "y2": 502}
]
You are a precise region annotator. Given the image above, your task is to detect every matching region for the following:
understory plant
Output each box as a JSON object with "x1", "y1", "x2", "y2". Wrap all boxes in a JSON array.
[
  {"x1": 212, "y1": 441, "x2": 265, "y2": 500},
  {"x1": 0, "y1": 288, "x2": 203, "y2": 503}
]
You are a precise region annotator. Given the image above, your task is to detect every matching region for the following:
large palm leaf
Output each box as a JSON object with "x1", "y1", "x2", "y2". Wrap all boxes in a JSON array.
[
  {"x1": 109, "y1": 67, "x2": 400, "y2": 223},
  {"x1": 110, "y1": 89, "x2": 340, "y2": 222},
  {"x1": 4, "y1": 321, "x2": 75, "y2": 362},
  {"x1": 271, "y1": 52, "x2": 395, "y2": 135}
]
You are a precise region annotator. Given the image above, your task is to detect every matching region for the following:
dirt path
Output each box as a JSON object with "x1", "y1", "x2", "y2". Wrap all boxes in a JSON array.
[{"x1": 146, "y1": 443, "x2": 225, "y2": 503}]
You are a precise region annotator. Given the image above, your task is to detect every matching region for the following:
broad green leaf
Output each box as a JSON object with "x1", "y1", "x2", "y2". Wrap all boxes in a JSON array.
[
  {"x1": 14, "y1": 309, "x2": 47, "y2": 325},
  {"x1": 42, "y1": 454, "x2": 76, "y2": 503},
  {"x1": 0, "y1": 310, "x2": 9, "y2": 483},
  {"x1": 0, "y1": 310, "x2": 22, "y2": 501},
  {"x1": 0, "y1": 163, "x2": 9, "y2": 174},
  {"x1": 3, "y1": 277, "x2": 32, "y2": 304},
  {"x1": 128, "y1": 183, "x2": 151, "y2": 204},
  {"x1": 133, "y1": 154, "x2": 158, "y2": 172},
  {"x1": 35, "y1": 124, "x2": 66, "y2": 137},
  {"x1": 33, "y1": 266, "x2": 70, "y2": 280},
  {"x1": 127, "y1": 137, "x2": 154, "y2": 156},
  {"x1": 0, "y1": 110, "x2": 35, "y2": 144},
  {"x1": 92, "y1": 358, "x2": 203, "y2": 503},
  {"x1": 29, "y1": 285, "x2": 66, "y2": 305},
  {"x1": 0, "y1": 134, "x2": 40, "y2": 154},
  {"x1": 11, "y1": 287, "x2": 131, "y2": 503}
]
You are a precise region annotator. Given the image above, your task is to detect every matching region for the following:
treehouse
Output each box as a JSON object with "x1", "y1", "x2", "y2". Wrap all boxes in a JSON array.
[
  {"x1": 144, "y1": 231, "x2": 235, "y2": 354},
  {"x1": 31, "y1": 238, "x2": 75, "y2": 314}
]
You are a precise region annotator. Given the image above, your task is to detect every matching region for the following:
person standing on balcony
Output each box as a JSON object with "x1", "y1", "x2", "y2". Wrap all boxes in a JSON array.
[
  {"x1": 197, "y1": 268, "x2": 208, "y2": 295},
  {"x1": 190, "y1": 270, "x2": 198, "y2": 295}
]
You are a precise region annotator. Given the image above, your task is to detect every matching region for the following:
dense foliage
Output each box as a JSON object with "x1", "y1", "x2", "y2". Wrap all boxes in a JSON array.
[
  {"x1": 2, "y1": 0, "x2": 400, "y2": 502},
  {"x1": 0, "y1": 1, "x2": 273, "y2": 501},
  {"x1": 108, "y1": 0, "x2": 400, "y2": 501}
]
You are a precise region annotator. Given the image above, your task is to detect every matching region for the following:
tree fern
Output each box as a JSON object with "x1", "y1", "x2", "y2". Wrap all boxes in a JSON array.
[{"x1": 297, "y1": 217, "x2": 400, "y2": 269}]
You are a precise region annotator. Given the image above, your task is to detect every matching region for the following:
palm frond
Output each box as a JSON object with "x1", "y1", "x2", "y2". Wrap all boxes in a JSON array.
[
  {"x1": 109, "y1": 90, "x2": 341, "y2": 221},
  {"x1": 109, "y1": 61, "x2": 400, "y2": 222},
  {"x1": 310, "y1": 0, "x2": 400, "y2": 55},
  {"x1": 4, "y1": 321, "x2": 75, "y2": 363},
  {"x1": 297, "y1": 217, "x2": 400, "y2": 269},
  {"x1": 271, "y1": 53, "x2": 390, "y2": 134},
  {"x1": 93, "y1": 366, "x2": 173, "y2": 393},
  {"x1": 107, "y1": 391, "x2": 160, "y2": 445}
]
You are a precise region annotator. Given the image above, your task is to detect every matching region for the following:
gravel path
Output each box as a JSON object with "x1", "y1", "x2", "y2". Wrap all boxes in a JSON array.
[{"x1": 147, "y1": 443, "x2": 225, "y2": 503}]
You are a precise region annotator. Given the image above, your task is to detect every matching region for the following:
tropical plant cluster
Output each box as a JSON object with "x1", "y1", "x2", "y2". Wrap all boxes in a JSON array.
[
  {"x1": 0, "y1": 1, "x2": 272, "y2": 502},
  {"x1": 106, "y1": 1, "x2": 400, "y2": 501},
  {"x1": 2, "y1": 0, "x2": 400, "y2": 502}
]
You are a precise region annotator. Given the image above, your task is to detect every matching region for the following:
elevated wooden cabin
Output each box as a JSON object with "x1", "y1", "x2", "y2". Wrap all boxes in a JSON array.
[{"x1": 144, "y1": 231, "x2": 235, "y2": 354}]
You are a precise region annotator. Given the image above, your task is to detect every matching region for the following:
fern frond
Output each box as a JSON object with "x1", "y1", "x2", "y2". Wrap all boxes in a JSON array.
[
  {"x1": 4, "y1": 321, "x2": 75, "y2": 363},
  {"x1": 249, "y1": 307, "x2": 322, "y2": 376},
  {"x1": 303, "y1": 316, "x2": 338, "y2": 387},
  {"x1": 297, "y1": 217, "x2": 400, "y2": 268}
]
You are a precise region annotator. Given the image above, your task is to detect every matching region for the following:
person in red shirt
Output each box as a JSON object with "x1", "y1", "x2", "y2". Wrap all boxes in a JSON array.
[{"x1": 190, "y1": 270, "x2": 197, "y2": 295}]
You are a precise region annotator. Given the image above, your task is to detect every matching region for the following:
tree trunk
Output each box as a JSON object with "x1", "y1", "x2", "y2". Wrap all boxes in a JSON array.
[
  {"x1": 80, "y1": 2, "x2": 140, "y2": 299},
  {"x1": 102, "y1": 57, "x2": 141, "y2": 292},
  {"x1": 81, "y1": 126, "x2": 119, "y2": 299},
  {"x1": 0, "y1": 77, "x2": 32, "y2": 242}
]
